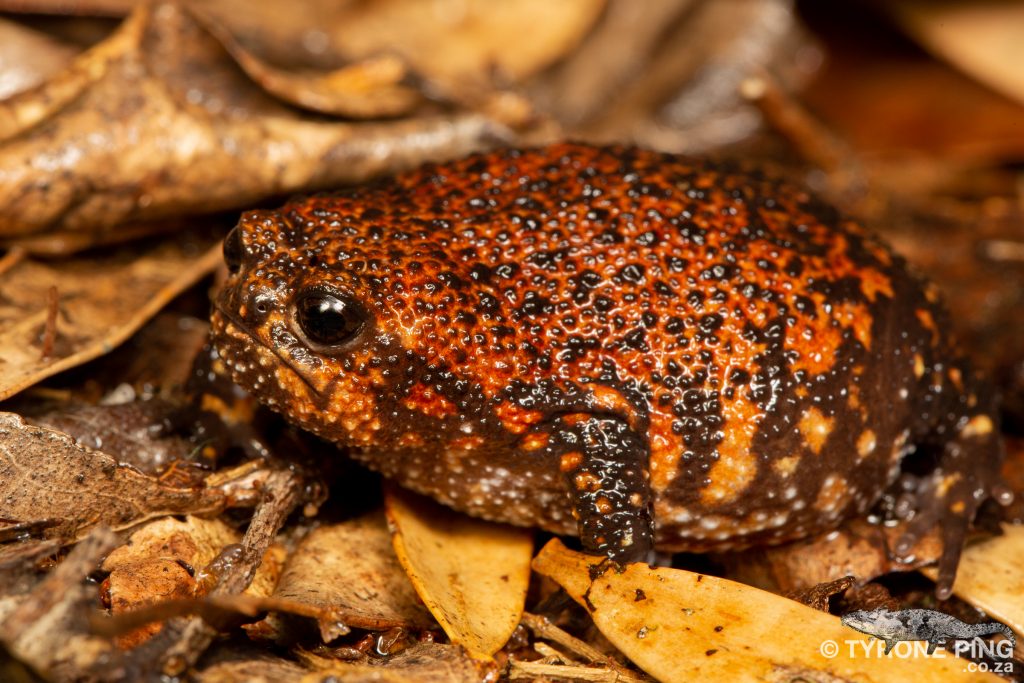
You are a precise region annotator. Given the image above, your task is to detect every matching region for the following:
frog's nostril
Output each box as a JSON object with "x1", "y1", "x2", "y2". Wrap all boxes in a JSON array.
[
  {"x1": 223, "y1": 227, "x2": 243, "y2": 273},
  {"x1": 246, "y1": 292, "x2": 276, "y2": 324}
]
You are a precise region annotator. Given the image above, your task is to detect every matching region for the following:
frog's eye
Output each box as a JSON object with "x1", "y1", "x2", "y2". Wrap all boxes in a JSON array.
[
  {"x1": 293, "y1": 288, "x2": 367, "y2": 349},
  {"x1": 223, "y1": 227, "x2": 243, "y2": 273}
]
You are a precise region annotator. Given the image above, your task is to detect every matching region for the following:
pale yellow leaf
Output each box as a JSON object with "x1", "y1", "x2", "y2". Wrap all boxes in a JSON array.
[
  {"x1": 922, "y1": 523, "x2": 1024, "y2": 639},
  {"x1": 384, "y1": 486, "x2": 532, "y2": 660},
  {"x1": 888, "y1": 0, "x2": 1024, "y2": 106},
  {"x1": 533, "y1": 539, "x2": 996, "y2": 683}
]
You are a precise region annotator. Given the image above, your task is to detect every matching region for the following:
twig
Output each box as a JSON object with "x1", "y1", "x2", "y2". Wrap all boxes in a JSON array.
[
  {"x1": 740, "y1": 72, "x2": 848, "y2": 173},
  {"x1": 0, "y1": 528, "x2": 120, "y2": 681},
  {"x1": 979, "y1": 239, "x2": 1024, "y2": 263},
  {"x1": 509, "y1": 660, "x2": 644, "y2": 682},
  {"x1": 0, "y1": 246, "x2": 26, "y2": 277},
  {"x1": 534, "y1": 640, "x2": 574, "y2": 663},
  {"x1": 1, "y1": 528, "x2": 117, "y2": 632},
  {"x1": 740, "y1": 72, "x2": 866, "y2": 205},
  {"x1": 138, "y1": 469, "x2": 303, "y2": 678},
  {"x1": 41, "y1": 285, "x2": 59, "y2": 359},
  {"x1": 521, "y1": 613, "x2": 648, "y2": 682}
]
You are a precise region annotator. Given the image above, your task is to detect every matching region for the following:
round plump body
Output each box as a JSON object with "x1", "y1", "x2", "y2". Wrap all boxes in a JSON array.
[{"x1": 211, "y1": 144, "x2": 1000, "y2": 584}]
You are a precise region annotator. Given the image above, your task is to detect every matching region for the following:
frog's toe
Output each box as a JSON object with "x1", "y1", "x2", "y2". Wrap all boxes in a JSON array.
[
  {"x1": 896, "y1": 407, "x2": 1007, "y2": 600},
  {"x1": 555, "y1": 416, "x2": 654, "y2": 566},
  {"x1": 894, "y1": 467, "x2": 983, "y2": 600}
]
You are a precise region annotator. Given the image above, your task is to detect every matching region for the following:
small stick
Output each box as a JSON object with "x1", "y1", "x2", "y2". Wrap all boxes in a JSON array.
[
  {"x1": 534, "y1": 640, "x2": 573, "y2": 663},
  {"x1": 41, "y1": 285, "x2": 59, "y2": 359},
  {"x1": 509, "y1": 660, "x2": 642, "y2": 682},
  {"x1": 740, "y1": 73, "x2": 849, "y2": 173},
  {"x1": 979, "y1": 239, "x2": 1024, "y2": 263},
  {"x1": 0, "y1": 246, "x2": 26, "y2": 278},
  {"x1": 740, "y1": 72, "x2": 867, "y2": 206},
  {"x1": 520, "y1": 613, "x2": 647, "y2": 682}
]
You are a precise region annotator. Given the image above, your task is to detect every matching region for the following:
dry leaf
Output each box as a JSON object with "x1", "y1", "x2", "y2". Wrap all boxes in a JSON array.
[
  {"x1": 101, "y1": 516, "x2": 236, "y2": 648},
  {"x1": 299, "y1": 642, "x2": 496, "y2": 683},
  {"x1": 574, "y1": 0, "x2": 811, "y2": 152},
  {"x1": 0, "y1": 234, "x2": 221, "y2": 401},
  {"x1": 533, "y1": 539, "x2": 992, "y2": 683},
  {"x1": 921, "y1": 524, "x2": 1024, "y2": 640},
  {"x1": 0, "y1": 412, "x2": 225, "y2": 542},
  {"x1": 0, "y1": 529, "x2": 119, "y2": 682},
  {"x1": 30, "y1": 399, "x2": 197, "y2": 477},
  {"x1": 0, "y1": 538, "x2": 60, "y2": 579},
  {"x1": 384, "y1": 486, "x2": 532, "y2": 660},
  {"x1": 887, "y1": 0, "x2": 1024, "y2": 107},
  {"x1": 101, "y1": 514, "x2": 242, "y2": 578},
  {"x1": 31, "y1": 0, "x2": 603, "y2": 89},
  {"x1": 101, "y1": 515, "x2": 283, "y2": 647},
  {"x1": 108, "y1": 469, "x2": 303, "y2": 677},
  {"x1": 0, "y1": 2, "x2": 510, "y2": 240},
  {"x1": 720, "y1": 518, "x2": 942, "y2": 594},
  {"x1": 787, "y1": 576, "x2": 857, "y2": 613},
  {"x1": 531, "y1": 0, "x2": 697, "y2": 125},
  {"x1": 0, "y1": 18, "x2": 78, "y2": 100},
  {"x1": 272, "y1": 512, "x2": 435, "y2": 638},
  {"x1": 317, "y1": 0, "x2": 605, "y2": 92},
  {"x1": 200, "y1": 16, "x2": 423, "y2": 119},
  {"x1": 194, "y1": 655, "x2": 309, "y2": 683},
  {"x1": 72, "y1": 312, "x2": 211, "y2": 396}
]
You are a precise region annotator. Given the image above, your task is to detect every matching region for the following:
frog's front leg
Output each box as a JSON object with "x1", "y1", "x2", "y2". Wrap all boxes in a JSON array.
[
  {"x1": 552, "y1": 415, "x2": 654, "y2": 565},
  {"x1": 895, "y1": 398, "x2": 1009, "y2": 599}
]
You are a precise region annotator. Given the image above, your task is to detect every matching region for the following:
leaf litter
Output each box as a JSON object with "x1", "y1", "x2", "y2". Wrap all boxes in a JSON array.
[
  {"x1": 0, "y1": 2, "x2": 514, "y2": 244},
  {"x1": 0, "y1": 1, "x2": 1022, "y2": 681},
  {"x1": 0, "y1": 412, "x2": 225, "y2": 543},
  {"x1": 533, "y1": 539, "x2": 997, "y2": 682},
  {"x1": 385, "y1": 486, "x2": 533, "y2": 661},
  {"x1": 0, "y1": 231, "x2": 222, "y2": 401},
  {"x1": 270, "y1": 511, "x2": 435, "y2": 636}
]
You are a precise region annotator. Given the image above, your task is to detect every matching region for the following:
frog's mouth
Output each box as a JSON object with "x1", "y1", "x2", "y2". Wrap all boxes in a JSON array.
[{"x1": 210, "y1": 303, "x2": 324, "y2": 401}]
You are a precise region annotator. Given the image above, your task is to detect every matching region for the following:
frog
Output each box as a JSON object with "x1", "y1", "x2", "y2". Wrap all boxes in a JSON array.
[{"x1": 210, "y1": 143, "x2": 1006, "y2": 598}]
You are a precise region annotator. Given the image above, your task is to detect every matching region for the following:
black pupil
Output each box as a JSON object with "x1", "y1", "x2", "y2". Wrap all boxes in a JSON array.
[
  {"x1": 223, "y1": 227, "x2": 242, "y2": 273},
  {"x1": 296, "y1": 292, "x2": 363, "y2": 346}
]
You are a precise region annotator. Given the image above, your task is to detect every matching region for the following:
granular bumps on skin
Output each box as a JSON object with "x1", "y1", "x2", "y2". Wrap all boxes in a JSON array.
[{"x1": 212, "y1": 143, "x2": 1004, "y2": 596}]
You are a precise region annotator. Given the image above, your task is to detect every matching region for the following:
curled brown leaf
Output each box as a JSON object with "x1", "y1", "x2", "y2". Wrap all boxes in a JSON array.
[
  {"x1": 0, "y1": 233, "x2": 221, "y2": 400},
  {"x1": 198, "y1": 13, "x2": 424, "y2": 119},
  {"x1": 0, "y1": 412, "x2": 225, "y2": 542},
  {"x1": 0, "y1": 2, "x2": 511, "y2": 240}
]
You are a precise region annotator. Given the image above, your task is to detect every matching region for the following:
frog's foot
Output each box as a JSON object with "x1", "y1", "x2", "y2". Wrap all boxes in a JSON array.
[
  {"x1": 894, "y1": 415, "x2": 1008, "y2": 600},
  {"x1": 555, "y1": 416, "x2": 653, "y2": 565}
]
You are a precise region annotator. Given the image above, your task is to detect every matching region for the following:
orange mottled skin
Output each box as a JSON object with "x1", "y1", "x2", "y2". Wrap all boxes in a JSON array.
[{"x1": 212, "y1": 144, "x2": 1004, "y2": 597}]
